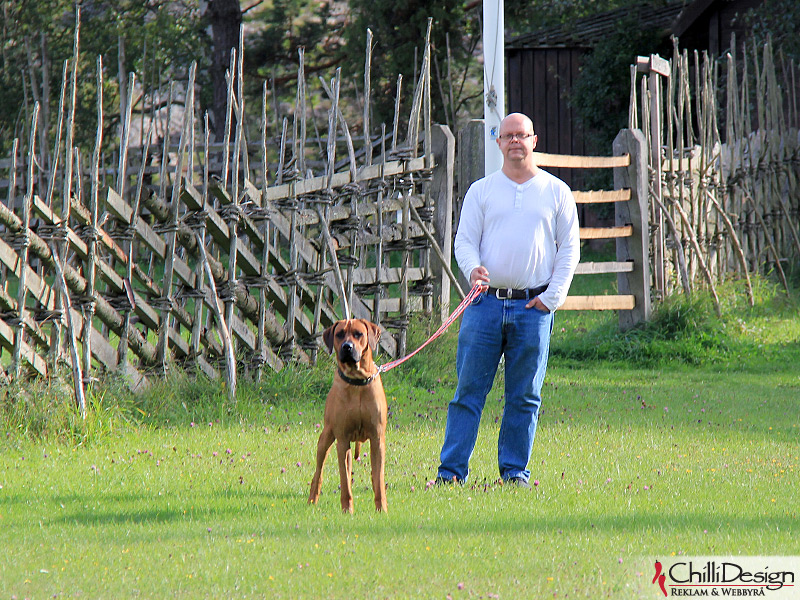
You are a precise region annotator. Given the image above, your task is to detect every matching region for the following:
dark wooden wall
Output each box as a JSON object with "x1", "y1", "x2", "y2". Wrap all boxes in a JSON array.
[{"x1": 506, "y1": 47, "x2": 588, "y2": 188}]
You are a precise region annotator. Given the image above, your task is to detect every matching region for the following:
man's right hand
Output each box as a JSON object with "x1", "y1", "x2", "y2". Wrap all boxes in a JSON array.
[{"x1": 470, "y1": 266, "x2": 490, "y2": 288}]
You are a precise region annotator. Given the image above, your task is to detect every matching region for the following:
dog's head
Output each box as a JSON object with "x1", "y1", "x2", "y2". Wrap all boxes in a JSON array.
[{"x1": 322, "y1": 319, "x2": 381, "y2": 365}]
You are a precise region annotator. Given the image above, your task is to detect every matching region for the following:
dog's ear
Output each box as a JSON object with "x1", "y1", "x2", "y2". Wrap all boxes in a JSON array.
[
  {"x1": 322, "y1": 322, "x2": 339, "y2": 354},
  {"x1": 364, "y1": 320, "x2": 381, "y2": 352}
]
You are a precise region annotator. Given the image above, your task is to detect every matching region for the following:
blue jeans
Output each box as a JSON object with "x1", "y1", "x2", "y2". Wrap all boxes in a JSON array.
[{"x1": 437, "y1": 292, "x2": 554, "y2": 483}]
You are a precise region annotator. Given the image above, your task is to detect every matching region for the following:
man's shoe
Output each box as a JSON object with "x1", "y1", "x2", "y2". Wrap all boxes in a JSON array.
[
  {"x1": 434, "y1": 475, "x2": 462, "y2": 486},
  {"x1": 505, "y1": 476, "x2": 531, "y2": 489}
]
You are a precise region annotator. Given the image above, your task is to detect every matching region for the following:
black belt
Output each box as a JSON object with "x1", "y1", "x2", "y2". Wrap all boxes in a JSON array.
[{"x1": 487, "y1": 285, "x2": 548, "y2": 300}]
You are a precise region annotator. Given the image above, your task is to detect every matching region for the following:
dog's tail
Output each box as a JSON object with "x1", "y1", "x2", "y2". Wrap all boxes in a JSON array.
[{"x1": 354, "y1": 442, "x2": 362, "y2": 461}]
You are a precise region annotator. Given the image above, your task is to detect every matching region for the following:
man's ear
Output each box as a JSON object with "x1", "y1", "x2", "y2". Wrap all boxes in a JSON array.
[{"x1": 322, "y1": 322, "x2": 340, "y2": 354}]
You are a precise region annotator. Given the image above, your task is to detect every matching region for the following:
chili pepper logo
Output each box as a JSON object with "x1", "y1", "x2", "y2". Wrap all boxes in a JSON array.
[{"x1": 652, "y1": 560, "x2": 667, "y2": 596}]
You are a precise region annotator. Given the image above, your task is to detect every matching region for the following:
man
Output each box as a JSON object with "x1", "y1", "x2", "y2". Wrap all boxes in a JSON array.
[{"x1": 436, "y1": 113, "x2": 580, "y2": 487}]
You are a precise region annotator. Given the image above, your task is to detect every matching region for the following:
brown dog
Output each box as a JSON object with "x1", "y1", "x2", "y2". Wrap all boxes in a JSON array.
[{"x1": 308, "y1": 319, "x2": 388, "y2": 513}]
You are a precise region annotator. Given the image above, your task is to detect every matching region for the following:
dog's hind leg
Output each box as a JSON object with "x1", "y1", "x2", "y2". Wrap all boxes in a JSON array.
[
  {"x1": 369, "y1": 433, "x2": 388, "y2": 513},
  {"x1": 309, "y1": 427, "x2": 334, "y2": 505}
]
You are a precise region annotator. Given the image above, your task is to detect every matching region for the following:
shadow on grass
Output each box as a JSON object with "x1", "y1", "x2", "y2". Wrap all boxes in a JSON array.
[
  {"x1": 407, "y1": 509, "x2": 798, "y2": 539},
  {"x1": 16, "y1": 488, "x2": 303, "y2": 528},
  {"x1": 30, "y1": 488, "x2": 797, "y2": 542}
]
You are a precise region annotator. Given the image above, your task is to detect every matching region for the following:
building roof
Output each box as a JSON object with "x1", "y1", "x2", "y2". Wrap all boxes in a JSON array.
[
  {"x1": 507, "y1": 2, "x2": 688, "y2": 49},
  {"x1": 672, "y1": 0, "x2": 727, "y2": 37}
]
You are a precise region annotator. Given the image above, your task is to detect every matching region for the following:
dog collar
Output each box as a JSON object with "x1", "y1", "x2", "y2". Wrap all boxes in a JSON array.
[{"x1": 337, "y1": 368, "x2": 378, "y2": 386}]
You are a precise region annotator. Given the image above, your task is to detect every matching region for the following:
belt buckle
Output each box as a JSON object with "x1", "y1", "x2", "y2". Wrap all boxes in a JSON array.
[{"x1": 494, "y1": 288, "x2": 512, "y2": 300}]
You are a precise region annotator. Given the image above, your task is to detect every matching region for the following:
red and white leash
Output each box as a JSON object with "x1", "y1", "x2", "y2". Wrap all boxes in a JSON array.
[{"x1": 378, "y1": 283, "x2": 487, "y2": 374}]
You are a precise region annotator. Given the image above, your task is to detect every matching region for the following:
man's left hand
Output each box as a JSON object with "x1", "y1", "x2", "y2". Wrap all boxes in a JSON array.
[{"x1": 526, "y1": 296, "x2": 550, "y2": 312}]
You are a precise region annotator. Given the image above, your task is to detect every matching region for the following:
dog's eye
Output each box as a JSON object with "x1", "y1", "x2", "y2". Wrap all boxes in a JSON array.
[
  {"x1": 352, "y1": 331, "x2": 362, "y2": 338},
  {"x1": 336, "y1": 331, "x2": 345, "y2": 339}
]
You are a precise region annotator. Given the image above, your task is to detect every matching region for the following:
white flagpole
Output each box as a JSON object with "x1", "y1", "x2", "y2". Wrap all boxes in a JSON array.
[{"x1": 483, "y1": 0, "x2": 505, "y2": 174}]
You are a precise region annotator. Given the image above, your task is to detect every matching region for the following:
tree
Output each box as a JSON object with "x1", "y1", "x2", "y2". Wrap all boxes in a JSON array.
[
  {"x1": 240, "y1": 0, "x2": 345, "y2": 135},
  {"x1": 1, "y1": 0, "x2": 74, "y2": 152},
  {"x1": 206, "y1": 0, "x2": 242, "y2": 138},
  {"x1": 342, "y1": 0, "x2": 482, "y2": 133},
  {"x1": 738, "y1": 0, "x2": 800, "y2": 61},
  {"x1": 244, "y1": 0, "x2": 344, "y2": 84},
  {"x1": 0, "y1": 0, "x2": 208, "y2": 155},
  {"x1": 570, "y1": 14, "x2": 666, "y2": 156}
]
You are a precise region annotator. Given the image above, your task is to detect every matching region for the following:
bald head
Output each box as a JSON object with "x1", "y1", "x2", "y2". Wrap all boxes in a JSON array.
[
  {"x1": 497, "y1": 113, "x2": 538, "y2": 180},
  {"x1": 500, "y1": 113, "x2": 534, "y2": 134}
]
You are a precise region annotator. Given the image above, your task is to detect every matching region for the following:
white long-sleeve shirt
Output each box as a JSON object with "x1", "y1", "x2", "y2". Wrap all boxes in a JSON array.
[{"x1": 454, "y1": 169, "x2": 580, "y2": 311}]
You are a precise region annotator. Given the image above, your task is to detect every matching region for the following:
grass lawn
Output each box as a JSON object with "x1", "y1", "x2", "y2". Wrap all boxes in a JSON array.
[{"x1": 1, "y1": 276, "x2": 798, "y2": 598}]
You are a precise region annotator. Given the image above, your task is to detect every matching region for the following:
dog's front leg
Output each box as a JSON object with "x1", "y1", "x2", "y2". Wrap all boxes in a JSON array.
[
  {"x1": 309, "y1": 427, "x2": 334, "y2": 505},
  {"x1": 336, "y1": 439, "x2": 355, "y2": 514},
  {"x1": 369, "y1": 433, "x2": 388, "y2": 512}
]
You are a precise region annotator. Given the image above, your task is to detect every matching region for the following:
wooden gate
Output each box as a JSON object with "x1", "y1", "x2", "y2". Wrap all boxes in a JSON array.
[{"x1": 536, "y1": 130, "x2": 651, "y2": 331}]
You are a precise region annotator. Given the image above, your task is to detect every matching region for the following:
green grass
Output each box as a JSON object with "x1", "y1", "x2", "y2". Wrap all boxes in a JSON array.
[{"x1": 1, "y1": 272, "x2": 799, "y2": 598}]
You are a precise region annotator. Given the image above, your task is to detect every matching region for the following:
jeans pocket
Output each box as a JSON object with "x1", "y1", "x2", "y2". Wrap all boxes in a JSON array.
[{"x1": 470, "y1": 290, "x2": 486, "y2": 306}]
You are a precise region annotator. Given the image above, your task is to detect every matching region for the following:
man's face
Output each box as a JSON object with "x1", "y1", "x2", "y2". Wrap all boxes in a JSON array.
[{"x1": 496, "y1": 116, "x2": 537, "y2": 162}]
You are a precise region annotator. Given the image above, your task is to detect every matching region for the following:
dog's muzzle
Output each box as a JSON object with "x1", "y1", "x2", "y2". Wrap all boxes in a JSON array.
[{"x1": 338, "y1": 340, "x2": 361, "y2": 363}]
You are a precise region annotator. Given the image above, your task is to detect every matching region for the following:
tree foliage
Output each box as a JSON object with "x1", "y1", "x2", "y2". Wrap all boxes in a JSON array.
[
  {"x1": 241, "y1": 0, "x2": 345, "y2": 131},
  {"x1": 569, "y1": 14, "x2": 666, "y2": 156},
  {"x1": 738, "y1": 0, "x2": 800, "y2": 61},
  {"x1": 245, "y1": 0, "x2": 344, "y2": 83},
  {"x1": 0, "y1": 0, "x2": 207, "y2": 155},
  {"x1": 342, "y1": 0, "x2": 482, "y2": 131},
  {"x1": 14, "y1": 0, "x2": 780, "y2": 164}
]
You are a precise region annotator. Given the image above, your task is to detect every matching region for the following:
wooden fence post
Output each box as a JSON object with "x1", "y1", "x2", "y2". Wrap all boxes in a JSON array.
[
  {"x1": 430, "y1": 124, "x2": 454, "y2": 321},
  {"x1": 456, "y1": 119, "x2": 484, "y2": 222},
  {"x1": 455, "y1": 119, "x2": 485, "y2": 292},
  {"x1": 613, "y1": 128, "x2": 651, "y2": 331},
  {"x1": 636, "y1": 55, "x2": 670, "y2": 302}
]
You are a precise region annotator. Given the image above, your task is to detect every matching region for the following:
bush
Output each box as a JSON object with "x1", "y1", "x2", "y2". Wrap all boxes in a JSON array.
[{"x1": 552, "y1": 275, "x2": 798, "y2": 367}]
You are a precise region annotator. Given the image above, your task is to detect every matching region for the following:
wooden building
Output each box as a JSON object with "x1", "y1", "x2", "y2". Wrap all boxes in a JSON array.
[
  {"x1": 505, "y1": 0, "x2": 763, "y2": 186},
  {"x1": 671, "y1": 0, "x2": 763, "y2": 57},
  {"x1": 506, "y1": 2, "x2": 684, "y2": 187}
]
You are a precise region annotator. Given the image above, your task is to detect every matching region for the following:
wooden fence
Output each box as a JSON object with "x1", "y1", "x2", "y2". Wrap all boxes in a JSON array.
[
  {"x1": 0, "y1": 23, "x2": 456, "y2": 412},
  {"x1": 632, "y1": 38, "x2": 800, "y2": 310}
]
